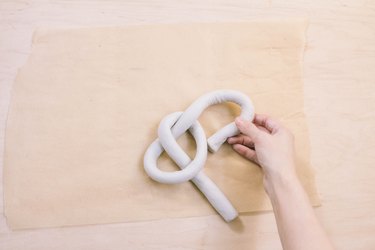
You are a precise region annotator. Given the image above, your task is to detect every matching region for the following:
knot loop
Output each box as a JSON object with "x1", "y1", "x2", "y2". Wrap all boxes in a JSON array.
[{"x1": 144, "y1": 90, "x2": 254, "y2": 221}]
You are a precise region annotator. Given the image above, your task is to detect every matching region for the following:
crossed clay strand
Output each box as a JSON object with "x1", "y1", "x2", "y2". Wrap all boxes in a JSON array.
[{"x1": 143, "y1": 90, "x2": 255, "y2": 222}]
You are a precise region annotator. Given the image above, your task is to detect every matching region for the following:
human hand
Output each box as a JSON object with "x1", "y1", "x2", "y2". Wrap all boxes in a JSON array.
[{"x1": 227, "y1": 114, "x2": 298, "y2": 192}]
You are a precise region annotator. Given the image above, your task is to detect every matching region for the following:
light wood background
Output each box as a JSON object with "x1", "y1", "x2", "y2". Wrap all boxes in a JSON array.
[{"x1": 0, "y1": 1, "x2": 374, "y2": 249}]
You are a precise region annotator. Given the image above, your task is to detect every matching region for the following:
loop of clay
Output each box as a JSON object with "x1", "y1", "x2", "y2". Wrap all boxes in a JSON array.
[{"x1": 143, "y1": 90, "x2": 255, "y2": 222}]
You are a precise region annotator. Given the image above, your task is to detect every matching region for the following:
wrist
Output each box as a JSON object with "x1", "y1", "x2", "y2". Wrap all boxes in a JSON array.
[{"x1": 263, "y1": 169, "x2": 300, "y2": 198}]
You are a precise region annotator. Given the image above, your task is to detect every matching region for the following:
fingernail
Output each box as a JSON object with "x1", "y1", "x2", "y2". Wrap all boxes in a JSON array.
[{"x1": 235, "y1": 117, "x2": 243, "y2": 125}]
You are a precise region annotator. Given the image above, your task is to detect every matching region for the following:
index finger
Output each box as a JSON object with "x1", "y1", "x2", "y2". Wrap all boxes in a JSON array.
[{"x1": 253, "y1": 114, "x2": 281, "y2": 134}]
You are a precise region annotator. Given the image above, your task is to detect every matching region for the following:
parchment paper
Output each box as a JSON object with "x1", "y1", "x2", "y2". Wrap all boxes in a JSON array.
[{"x1": 4, "y1": 21, "x2": 320, "y2": 229}]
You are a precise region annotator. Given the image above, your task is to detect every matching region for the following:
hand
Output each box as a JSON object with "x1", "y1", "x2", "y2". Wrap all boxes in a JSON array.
[
  {"x1": 227, "y1": 114, "x2": 298, "y2": 192},
  {"x1": 228, "y1": 114, "x2": 335, "y2": 250}
]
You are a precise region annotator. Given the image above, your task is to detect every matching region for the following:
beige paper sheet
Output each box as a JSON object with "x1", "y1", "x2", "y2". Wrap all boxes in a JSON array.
[{"x1": 4, "y1": 21, "x2": 320, "y2": 230}]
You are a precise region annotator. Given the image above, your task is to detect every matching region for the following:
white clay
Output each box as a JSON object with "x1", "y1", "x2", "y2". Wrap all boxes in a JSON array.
[{"x1": 144, "y1": 90, "x2": 255, "y2": 222}]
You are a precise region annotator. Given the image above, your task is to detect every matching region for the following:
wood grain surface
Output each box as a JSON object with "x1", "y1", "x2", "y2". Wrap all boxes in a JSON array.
[{"x1": 0, "y1": 1, "x2": 374, "y2": 249}]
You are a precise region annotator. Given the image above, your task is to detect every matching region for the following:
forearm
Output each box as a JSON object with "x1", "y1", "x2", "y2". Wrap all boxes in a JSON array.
[{"x1": 265, "y1": 173, "x2": 334, "y2": 250}]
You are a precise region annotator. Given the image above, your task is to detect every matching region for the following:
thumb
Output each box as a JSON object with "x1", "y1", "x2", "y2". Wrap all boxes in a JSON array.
[{"x1": 235, "y1": 117, "x2": 261, "y2": 142}]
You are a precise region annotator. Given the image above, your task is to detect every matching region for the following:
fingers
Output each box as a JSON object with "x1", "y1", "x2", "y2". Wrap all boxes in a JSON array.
[
  {"x1": 253, "y1": 114, "x2": 281, "y2": 134},
  {"x1": 256, "y1": 125, "x2": 271, "y2": 134},
  {"x1": 227, "y1": 134, "x2": 254, "y2": 148},
  {"x1": 232, "y1": 144, "x2": 258, "y2": 164},
  {"x1": 235, "y1": 117, "x2": 261, "y2": 143}
]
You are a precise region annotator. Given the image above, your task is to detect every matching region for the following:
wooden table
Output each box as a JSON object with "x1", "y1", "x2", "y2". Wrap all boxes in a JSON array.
[{"x1": 1, "y1": 1, "x2": 374, "y2": 249}]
